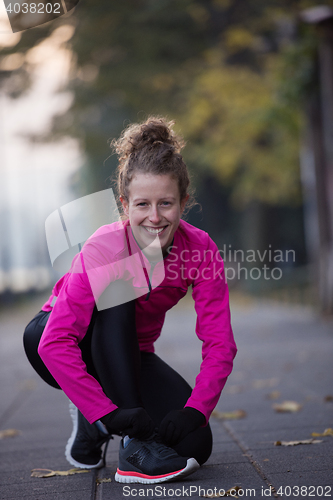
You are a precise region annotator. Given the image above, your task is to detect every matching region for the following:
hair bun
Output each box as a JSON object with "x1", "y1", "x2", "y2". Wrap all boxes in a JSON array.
[
  {"x1": 111, "y1": 116, "x2": 184, "y2": 163},
  {"x1": 111, "y1": 115, "x2": 195, "y2": 216},
  {"x1": 140, "y1": 120, "x2": 175, "y2": 148}
]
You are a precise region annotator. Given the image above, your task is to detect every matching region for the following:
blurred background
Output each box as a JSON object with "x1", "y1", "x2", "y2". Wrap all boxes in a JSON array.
[{"x1": 1, "y1": 0, "x2": 333, "y2": 315}]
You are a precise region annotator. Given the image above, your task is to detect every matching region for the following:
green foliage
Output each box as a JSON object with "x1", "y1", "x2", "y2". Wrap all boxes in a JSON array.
[
  {"x1": 178, "y1": 51, "x2": 303, "y2": 207},
  {"x1": 273, "y1": 25, "x2": 318, "y2": 108},
  {"x1": 0, "y1": 0, "x2": 326, "y2": 205}
]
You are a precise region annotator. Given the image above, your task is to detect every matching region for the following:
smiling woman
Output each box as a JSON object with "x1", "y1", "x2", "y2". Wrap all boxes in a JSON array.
[
  {"x1": 23, "y1": 116, "x2": 237, "y2": 485},
  {"x1": 120, "y1": 173, "x2": 188, "y2": 258},
  {"x1": 112, "y1": 117, "x2": 194, "y2": 257},
  {"x1": 112, "y1": 117, "x2": 195, "y2": 214}
]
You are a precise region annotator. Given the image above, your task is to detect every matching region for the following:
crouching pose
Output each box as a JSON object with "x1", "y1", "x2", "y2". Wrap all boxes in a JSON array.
[{"x1": 23, "y1": 116, "x2": 237, "y2": 484}]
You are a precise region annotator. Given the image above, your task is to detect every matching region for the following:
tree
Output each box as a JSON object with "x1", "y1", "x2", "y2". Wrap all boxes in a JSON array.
[
  {"x1": 3, "y1": 0, "x2": 332, "y2": 287},
  {"x1": 1, "y1": 0, "x2": 325, "y2": 202}
]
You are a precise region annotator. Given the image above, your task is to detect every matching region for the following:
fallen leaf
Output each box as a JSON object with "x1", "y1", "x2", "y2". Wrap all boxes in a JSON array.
[
  {"x1": 96, "y1": 477, "x2": 112, "y2": 484},
  {"x1": 266, "y1": 391, "x2": 281, "y2": 400},
  {"x1": 275, "y1": 439, "x2": 322, "y2": 446},
  {"x1": 324, "y1": 395, "x2": 333, "y2": 402},
  {"x1": 273, "y1": 401, "x2": 302, "y2": 413},
  {"x1": 212, "y1": 410, "x2": 247, "y2": 420},
  {"x1": 31, "y1": 468, "x2": 89, "y2": 478},
  {"x1": 252, "y1": 378, "x2": 279, "y2": 389},
  {"x1": 21, "y1": 380, "x2": 37, "y2": 391},
  {"x1": 202, "y1": 485, "x2": 242, "y2": 498},
  {"x1": 311, "y1": 428, "x2": 333, "y2": 437},
  {"x1": 0, "y1": 429, "x2": 21, "y2": 439},
  {"x1": 31, "y1": 469, "x2": 57, "y2": 478},
  {"x1": 225, "y1": 385, "x2": 244, "y2": 395}
]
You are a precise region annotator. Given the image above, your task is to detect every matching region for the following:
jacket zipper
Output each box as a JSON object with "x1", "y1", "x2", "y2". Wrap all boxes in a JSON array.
[
  {"x1": 125, "y1": 228, "x2": 157, "y2": 302},
  {"x1": 145, "y1": 263, "x2": 156, "y2": 301}
]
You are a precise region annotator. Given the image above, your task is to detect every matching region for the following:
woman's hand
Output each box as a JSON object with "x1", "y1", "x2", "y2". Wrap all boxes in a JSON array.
[
  {"x1": 159, "y1": 407, "x2": 206, "y2": 446},
  {"x1": 101, "y1": 407, "x2": 154, "y2": 439}
]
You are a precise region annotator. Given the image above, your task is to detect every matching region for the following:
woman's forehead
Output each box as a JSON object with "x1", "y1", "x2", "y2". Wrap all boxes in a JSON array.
[{"x1": 129, "y1": 173, "x2": 179, "y2": 196}]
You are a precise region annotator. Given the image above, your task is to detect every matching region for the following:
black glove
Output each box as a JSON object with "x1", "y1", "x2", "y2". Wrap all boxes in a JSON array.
[
  {"x1": 159, "y1": 407, "x2": 206, "y2": 446},
  {"x1": 101, "y1": 407, "x2": 154, "y2": 440}
]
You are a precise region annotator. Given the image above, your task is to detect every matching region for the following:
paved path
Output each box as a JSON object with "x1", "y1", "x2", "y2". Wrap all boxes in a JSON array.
[{"x1": 0, "y1": 293, "x2": 332, "y2": 500}]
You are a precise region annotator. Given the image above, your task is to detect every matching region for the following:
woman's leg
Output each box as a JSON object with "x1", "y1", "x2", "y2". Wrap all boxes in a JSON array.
[
  {"x1": 88, "y1": 304, "x2": 212, "y2": 464},
  {"x1": 23, "y1": 310, "x2": 60, "y2": 389},
  {"x1": 22, "y1": 301, "x2": 141, "y2": 401},
  {"x1": 24, "y1": 303, "x2": 212, "y2": 465},
  {"x1": 23, "y1": 308, "x2": 100, "y2": 387},
  {"x1": 90, "y1": 300, "x2": 143, "y2": 409},
  {"x1": 139, "y1": 352, "x2": 213, "y2": 465},
  {"x1": 23, "y1": 307, "x2": 113, "y2": 469},
  {"x1": 90, "y1": 305, "x2": 212, "y2": 464}
]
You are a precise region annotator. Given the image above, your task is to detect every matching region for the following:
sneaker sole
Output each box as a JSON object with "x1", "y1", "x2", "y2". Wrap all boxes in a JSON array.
[
  {"x1": 65, "y1": 402, "x2": 105, "y2": 470},
  {"x1": 114, "y1": 457, "x2": 200, "y2": 484}
]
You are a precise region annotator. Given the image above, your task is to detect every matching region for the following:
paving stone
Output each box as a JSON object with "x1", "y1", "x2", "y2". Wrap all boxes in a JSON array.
[
  {"x1": 267, "y1": 471, "x2": 333, "y2": 488},
  {"x1": 1, "y1": 295, "x2": 333, "y2": 500},
  {"x1": 251, "y1": 447, "x2": 333, "y2": 474}
]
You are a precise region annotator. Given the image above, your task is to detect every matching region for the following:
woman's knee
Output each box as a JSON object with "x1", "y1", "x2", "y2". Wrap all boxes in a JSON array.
[
  {"x1": 23, "y1": 311, "x2": 47, "y2": 362},
  {"x1": 174, "y1": 423, "x2": 213, "y2": 466},
  {"x1": 23, "y1": 310, "x2": 60, "y2": 389}
]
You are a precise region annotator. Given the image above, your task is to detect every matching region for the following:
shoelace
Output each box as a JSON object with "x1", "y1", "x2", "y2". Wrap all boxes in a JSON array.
[{"x1": 143, "y1": 433, "x2": 178, "y2": 458}]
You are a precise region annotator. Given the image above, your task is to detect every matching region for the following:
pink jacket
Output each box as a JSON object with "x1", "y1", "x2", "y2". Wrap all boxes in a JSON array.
[{"x1": 38, "y1": 219, "x2": 237, "y2": 424}]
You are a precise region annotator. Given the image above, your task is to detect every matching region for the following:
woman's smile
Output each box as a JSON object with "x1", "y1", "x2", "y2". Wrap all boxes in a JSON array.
[
  {"x1": 142, "y1": 225, "x2": 168, "y2": 235},
  {"x1": 121, "y1": 173, "x2": 188, "y2": 257}
]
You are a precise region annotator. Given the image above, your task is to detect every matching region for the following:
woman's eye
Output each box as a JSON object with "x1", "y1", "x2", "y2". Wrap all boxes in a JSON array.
[{"x1": 136, "y1": 201, "x2": 171, "y2": 207}]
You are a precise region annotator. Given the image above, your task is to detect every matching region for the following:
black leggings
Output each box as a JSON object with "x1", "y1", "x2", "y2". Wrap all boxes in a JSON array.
[{"x1": 23, "y1": 301, "x2": 212, "y2": 465}]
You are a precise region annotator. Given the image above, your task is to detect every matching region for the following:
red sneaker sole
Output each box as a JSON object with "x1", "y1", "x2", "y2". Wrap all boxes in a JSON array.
[{"x1": 114, "y1": 458, "x2": 200, "y2": 484}]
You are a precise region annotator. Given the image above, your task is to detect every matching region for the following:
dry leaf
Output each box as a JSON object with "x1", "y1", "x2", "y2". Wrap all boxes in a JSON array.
[
  {"x1": 212, "y1": 410, "x2": 247, "y2": 420},
  {"x1": 275, "y1": 439, "x2": 322, "y2": 446},
  {"x1": 225, "y1": 385, "x2": 244, "y2": 395},
  {"x1": 252, "y1": 378, "x2": 279, "y2": 389},
  {"x1": 31, "y1": 468, "x2": 89, "y2": 478},
  {"x1": 202, "y1": 485, "x2": 242, "y2": 498},
  {"x1": 266, "y1": 391, "x2": 281, "y2": 400},
  {"x1": 21, "y1": 379, "x2": 37, "y2": 391},
  {"x1": 31, "y1": 469, "x2": 58, "y2": 478},
  {"x1": 96, "y1": 477, "x2": 112, "y2": 484},
  {"x1": 0, "y1": 429, "x2": 21, "y2": 439},
  {"x1": 311, "y1": 428, "x2": 333, "y2": 437},
  {"x1": 273, "y1": 400, "x2": 302, "y2": 413}
]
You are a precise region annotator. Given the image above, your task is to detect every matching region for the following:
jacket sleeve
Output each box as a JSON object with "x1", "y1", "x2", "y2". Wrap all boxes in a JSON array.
[
  {"x1": 185, "y1": 236, "x2": 237, "y2": 423},
  {"x1": 38, "y1": 250, "x2": 118, "y2": 424}
]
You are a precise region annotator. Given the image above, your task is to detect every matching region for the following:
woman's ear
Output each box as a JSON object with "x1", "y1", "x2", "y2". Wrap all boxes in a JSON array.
[
  {"x1": 180, "y1": 194, "x2": 190, "y2": 214},
  {"x1": 120, "y1": 196, "x2": 129, "y2": 216}
]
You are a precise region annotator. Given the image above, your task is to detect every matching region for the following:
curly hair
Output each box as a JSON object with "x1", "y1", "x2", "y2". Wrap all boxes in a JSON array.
[{"x1": 110, "y1": 116, "x2": 195, "y2": 216}]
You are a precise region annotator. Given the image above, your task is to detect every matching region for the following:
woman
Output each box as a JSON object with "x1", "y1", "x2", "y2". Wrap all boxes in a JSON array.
[{"x1": 23, "y1": 116, "x2": 237, "y2": 485}]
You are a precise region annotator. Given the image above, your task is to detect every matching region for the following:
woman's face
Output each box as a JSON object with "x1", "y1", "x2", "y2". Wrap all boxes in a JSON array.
[{"x1": 121, "y1": 173, "x2": 188, "y2": 258}]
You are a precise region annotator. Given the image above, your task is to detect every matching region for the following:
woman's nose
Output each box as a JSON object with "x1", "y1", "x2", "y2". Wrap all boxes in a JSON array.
[{"x1": 148, "y1": 205, "x2": 162, "y2": 223}]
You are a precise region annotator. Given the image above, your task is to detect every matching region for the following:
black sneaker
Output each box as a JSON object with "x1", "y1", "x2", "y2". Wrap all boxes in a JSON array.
[
  {"x1": 115, "y1": 435, "x2": 200, "y2": 484},
  {"x1": 65, "y1": 402, "x2": 111, "y2": 469}
]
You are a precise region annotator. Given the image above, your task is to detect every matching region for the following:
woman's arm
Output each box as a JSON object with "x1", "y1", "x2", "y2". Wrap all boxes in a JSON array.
[
  {"x1": 185, "y1": 237, "x2": 237, "y2": 423},
  {"x1": 38, "y1": 246, "x2": 119, "y2": 424}
]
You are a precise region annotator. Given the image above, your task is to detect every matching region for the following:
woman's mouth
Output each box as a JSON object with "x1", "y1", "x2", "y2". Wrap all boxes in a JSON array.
[{"x1": 142, "y1": 226, "x2": 168, "y2": 235}]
